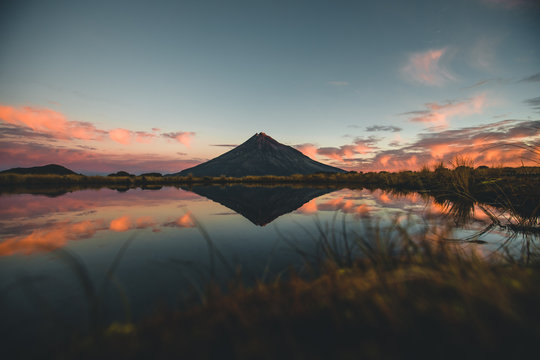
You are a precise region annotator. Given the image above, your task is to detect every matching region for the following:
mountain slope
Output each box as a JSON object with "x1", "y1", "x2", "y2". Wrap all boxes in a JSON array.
[
  {"x1": 172, "y1": 133, "x2": 345, "y2": 177},
  {"x1": 0, "y1": 164, "x2": 77, "y2": 175}
]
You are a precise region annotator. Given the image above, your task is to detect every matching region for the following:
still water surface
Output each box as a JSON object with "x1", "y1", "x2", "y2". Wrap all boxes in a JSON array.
[{"x1": 0, "y1": 185, "x2": 521, "y2": 351}]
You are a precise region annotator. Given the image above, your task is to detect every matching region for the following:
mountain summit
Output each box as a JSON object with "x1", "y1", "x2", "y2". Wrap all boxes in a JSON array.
[{"x1": 171, "y1": 132, "x2": 345, "y2": 177}]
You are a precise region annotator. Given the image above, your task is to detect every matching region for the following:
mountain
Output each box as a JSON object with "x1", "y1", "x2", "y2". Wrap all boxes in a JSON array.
[
  {"x1": 183, "y1": 184, "x2": 333, "y2": 226},
  {"x1": 172, "y1": 132, "x2": 346, "y2": 177},
  {"x1": 0, "y1": 164, "x2": 77, "y2": 175}
]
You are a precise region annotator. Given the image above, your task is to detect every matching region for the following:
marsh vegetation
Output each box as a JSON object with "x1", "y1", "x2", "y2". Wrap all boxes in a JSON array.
[{"x1": 1, "y1": 163, "x2": 539, "y2": 359}]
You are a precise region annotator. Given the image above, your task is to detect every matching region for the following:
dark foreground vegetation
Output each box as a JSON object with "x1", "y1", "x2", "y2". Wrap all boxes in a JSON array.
[{"x1": 62, "y1": 223, "x2": 539, "y2": 360}]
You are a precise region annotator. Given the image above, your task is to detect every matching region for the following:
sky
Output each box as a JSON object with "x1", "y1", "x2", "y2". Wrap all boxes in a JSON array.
[{"x1": 0, "y1": 0, "x2": 539, "y2": 174}]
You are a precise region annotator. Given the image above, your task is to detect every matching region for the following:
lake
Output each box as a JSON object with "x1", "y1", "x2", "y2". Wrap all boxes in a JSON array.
[{"x1": 0, "y1": 185, "x2": 528, "y2": 354}]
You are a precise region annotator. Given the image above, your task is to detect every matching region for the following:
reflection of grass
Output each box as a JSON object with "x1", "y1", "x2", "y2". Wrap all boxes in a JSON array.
[
  {"x1": 64, "y1": 218, "x2": 540, "y2": 359},
  {"x1": 2, "y1": 166, "x2": 539, "y2": 228}
]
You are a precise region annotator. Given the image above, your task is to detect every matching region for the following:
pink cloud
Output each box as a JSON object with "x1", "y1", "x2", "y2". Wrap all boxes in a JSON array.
[
  {"x1": 162, "y1": 131, "x2": 195, "y2": 147},
  {"x1": 0, "y1": 104, "x2": 191, "y2": 148},
  {"x1": 295, "y1": 143, "x2": 318, "y2": 159},
  {"x1": 308, "y1": 119, "x2": 539, "y2": 172},
  {"x1": 402, "y1": 48, "x2": 455, "y2": 86},
  {"x1": 135, "y1": 131, "x2": 156, "y2": 144},
  {"x1": 314, "y1": 139, "x2": 378, "y2": 162},
  {"x1": 164, "y1": 212, "x2": 196, "y2": 228},
  {"x1": 0, "y1": 220, "x2": 105, "y2": 256},
  {"x1": 110, "y1": 215, "x2": 158, "y2": 232},
  {"x1": 0, "y1": 104, "x2": 106, "y2": 141},
  {"x1": 407, "y1": 94, "x2": 487, "y2": 127},
  {"x1": 296, "y1": 198, "x2": 319, "y2": 214},
  {"x1": 109, "y1": 128, "x2": 132, "y2": 145},
  {"x1": 110, "y1": 215, "x2": 131, "y2": 232}
]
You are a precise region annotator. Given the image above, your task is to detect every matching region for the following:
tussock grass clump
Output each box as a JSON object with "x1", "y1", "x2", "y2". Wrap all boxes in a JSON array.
[{"x1": 68, "y1": 222, "x2": 540, "y2": 360}]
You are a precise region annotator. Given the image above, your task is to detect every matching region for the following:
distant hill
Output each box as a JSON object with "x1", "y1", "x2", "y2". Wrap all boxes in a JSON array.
[
  {"x1": 107, "y1": 171, "x2": 135, "y2": 177},
  {"x1": 171, "y1": 132, "x2": 346, "y2": 177},
  {"x1": 0, "y1": 164, "x2": 77, "y2": 175}
]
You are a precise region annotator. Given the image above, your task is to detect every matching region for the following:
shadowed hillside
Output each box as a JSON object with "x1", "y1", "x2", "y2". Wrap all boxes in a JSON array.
[{"x1": 0, "y1": 164, "x2": 77, "y2": 175}]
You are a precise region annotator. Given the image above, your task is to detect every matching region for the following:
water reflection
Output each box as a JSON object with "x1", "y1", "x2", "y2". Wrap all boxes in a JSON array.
[
  {"x1": 1, "y1": 185, "x2": 537, "y2": 358},
  {"x1": 1, "y1": 186, "x2": 535, "y2": 257},
  {"x1": 182, "y1": 185, "x2": 333, "y2": 225}
]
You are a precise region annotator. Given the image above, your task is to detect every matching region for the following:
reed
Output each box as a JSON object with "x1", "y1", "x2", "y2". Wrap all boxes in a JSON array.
[{"x1": 60, "y1": 215, "x2": 540, "y2": 360}]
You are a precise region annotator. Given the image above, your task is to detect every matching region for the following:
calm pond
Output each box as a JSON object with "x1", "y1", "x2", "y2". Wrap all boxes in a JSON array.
[{"x1": 0, "y1": 185, "x2": 530, "y2": 352}]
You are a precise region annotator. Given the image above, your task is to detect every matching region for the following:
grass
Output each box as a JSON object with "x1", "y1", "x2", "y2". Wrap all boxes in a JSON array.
[
  {"x1": 63, "y1": 217, "x2": 540, "y2": 360},
  {"x1": 1, "y1": 166, "x2": 539, "y2": 226}
]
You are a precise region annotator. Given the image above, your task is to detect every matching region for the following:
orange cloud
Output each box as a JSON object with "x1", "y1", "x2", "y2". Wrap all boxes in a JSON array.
[
  {"x1": 402, "y1": 48, "x2": 455, "y2": 86},
  {"x1": 109, "y1": 128, "x2": 133, "y2": 145},
  {"x1": 169, "y1": 212, "x2": 196, "y2": 228},
  {"x1": 0, "y1": 104, "x2": 106, "y2": 141},
  {"x1": 296, "y1": 198, "x2": 319, "y2": 214},
  {"x1": 318, "y1": 144, "x2": 376, "y2": 162},
  {"x1": 295, "y1": 143, "x2": 318, "y2": 159},
  {"x1": 0, "y1": 220, "x2": 105, "y2": 256},
  {"x1": 110, "y1": 215, "x2": 132, "y2": 231},
  {"x1": 408, "y1": 94, "x2": 487, "y2": 126},
  {"x1": 0, "y1": 104, "x2": 191, "y2": 149},
  {"x1": 162, "y1": 131, "x2": 195, "y2": 147},
  {"x1": 110, "y1": 215, "x2": 158, "y2": 232}
]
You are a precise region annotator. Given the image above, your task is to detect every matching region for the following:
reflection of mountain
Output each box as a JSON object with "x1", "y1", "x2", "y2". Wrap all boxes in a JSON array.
[{"x1": 184, "y1": 185, "x2": 333, "y2": 226}]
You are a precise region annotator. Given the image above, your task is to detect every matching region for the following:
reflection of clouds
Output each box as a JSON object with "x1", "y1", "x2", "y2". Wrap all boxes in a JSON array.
[
  {"x1": 0, "y1": 188, "x2": 201, "y2": 221},
  {"x1": 1, "y1": 214, "x2": 163, "y2": 256},
  {"x1": 110, "y1": 215, "x2": 159, "y2": 232},
  {"x1": 304, "y1": 194, "x2": 373, "y2": 218},
  {"x1": 0, "y1": 220, "x2": 106, "y2": 256},
  {"x1": 163, "y1": 212, "x2": 196, "y2": 228},
  {"x1": 296, "y1": 198, "x2": 318, "y2": 214},
  {"x1": 110, "y1": 215, "x2": 131, "y2": 232}
]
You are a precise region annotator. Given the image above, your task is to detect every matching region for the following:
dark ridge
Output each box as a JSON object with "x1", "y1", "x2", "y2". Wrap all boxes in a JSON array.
[
  {"x1": 107, "y1": 171, "x2": 135, "y2": 177},
  {"x1": 171, "y1": 132, "x2": 346, "y2": 177},
  {"x1": 0, "y1": 164, "x2": 77, "y2": 175}
]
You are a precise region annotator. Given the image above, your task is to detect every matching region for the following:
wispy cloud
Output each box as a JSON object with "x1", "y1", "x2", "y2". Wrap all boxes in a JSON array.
[
  {"x1": 524, "y1": 96, "x2": 540, "y2": 111},
  {"x1": 520, "y1": 73, "x2": 540, "y2": 82},
  {"x1": 295, "y1": 137, "x2": 379, "y2": 161},
  {"x1": 366, "y1": 125, "x2": 402, "y2": 132},
  {"x1": 401, "y1": 48, "x2": 455, "y2": 86},
  {"x1": 162, "y1": 131, "x2": 195, "y2": 147},
  {"x1": 469, "y1": 36, "x2": 500, "y2": 71},
  {"x1": 401, "y1": 94, "x2": 487, "y2": 128},
  {"x1": 211, "y1": 144, "x2": 238, "y2": 148}
]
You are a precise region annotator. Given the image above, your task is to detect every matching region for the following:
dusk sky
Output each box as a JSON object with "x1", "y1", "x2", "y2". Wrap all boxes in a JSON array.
[{"x1": 1, "y1": 0, "x2": 539, "y2": 174}]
